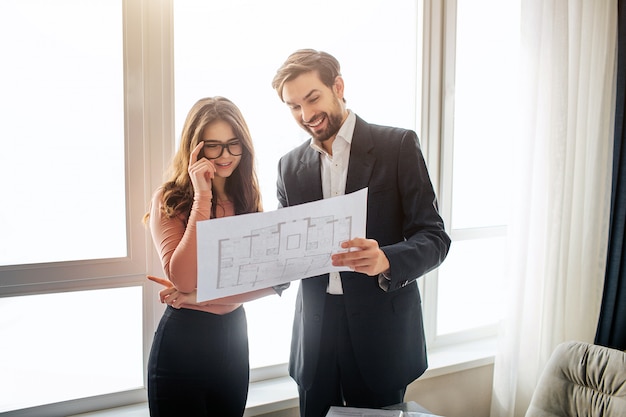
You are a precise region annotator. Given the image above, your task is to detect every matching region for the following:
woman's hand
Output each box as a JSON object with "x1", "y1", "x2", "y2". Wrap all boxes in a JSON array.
[
  {"x1": 188, "y1": 142, "x2": 216, "y2": 194},
  {"x1": 147, "y1": 275, "x2": 173, "y2": 288},
  {"x1": 147, "y1": 275, "x2": 278, "y2": 308},
  {"x1": 160, "y1": 287, "x2": 198, "y2": 309},
  {"x1": 147, "y1": 275, "x2": 198, "y2": 309}
]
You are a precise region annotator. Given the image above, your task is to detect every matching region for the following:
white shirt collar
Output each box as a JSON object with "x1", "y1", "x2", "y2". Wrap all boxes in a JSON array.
[{"x1": 310, "y1": 110, "x2": 356, "y2": 156}]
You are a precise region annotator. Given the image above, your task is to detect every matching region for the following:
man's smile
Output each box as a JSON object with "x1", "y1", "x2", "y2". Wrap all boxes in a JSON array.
[{"x1": 305, "y1": 114, "x2": 326, "y2": 129}]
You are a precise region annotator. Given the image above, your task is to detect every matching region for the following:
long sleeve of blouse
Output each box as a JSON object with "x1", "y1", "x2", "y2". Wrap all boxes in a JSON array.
[{"x1": 149, "y1": 188, "x2": 212, "y2": 293}]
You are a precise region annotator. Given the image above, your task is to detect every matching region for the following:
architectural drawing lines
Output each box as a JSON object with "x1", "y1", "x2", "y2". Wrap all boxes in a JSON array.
[{"x1": 217, "y1": 215, "x2": 353, "y2": 289}]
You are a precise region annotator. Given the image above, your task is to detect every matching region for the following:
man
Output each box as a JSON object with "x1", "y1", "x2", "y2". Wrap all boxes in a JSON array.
[{"x1": 271, "y1": 49, "x2": 451, "y2": 417}]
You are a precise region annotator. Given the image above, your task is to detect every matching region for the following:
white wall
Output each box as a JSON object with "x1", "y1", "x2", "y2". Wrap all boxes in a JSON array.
[{"x1": 407, "y1": 364, "x2": 494, "y2": 417}]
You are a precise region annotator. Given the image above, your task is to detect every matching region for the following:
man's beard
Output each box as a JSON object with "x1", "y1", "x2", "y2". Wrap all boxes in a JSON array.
[{"x1": 301, "y1": 110, "x2": 344, "y2": 142}]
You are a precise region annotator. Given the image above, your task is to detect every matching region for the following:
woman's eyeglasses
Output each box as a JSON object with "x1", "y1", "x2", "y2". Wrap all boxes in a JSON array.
[{"x1": 202, "y1": 140, "x2": 243, "y2": 159}]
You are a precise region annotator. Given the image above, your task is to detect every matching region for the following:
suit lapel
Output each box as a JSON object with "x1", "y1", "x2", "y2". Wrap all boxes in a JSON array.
[
  {"x1": 346, "y1": 116, "x2": 376, "y2": 194},
  {"x1": 293, "y1": 116, "x2": 375, "y2": 202},
  {"x1": 296, "y1": 146, "x2": 324, "y2": 203}
]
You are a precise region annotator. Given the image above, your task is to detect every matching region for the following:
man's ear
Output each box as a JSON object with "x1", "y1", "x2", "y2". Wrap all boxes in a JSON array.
[{"x1": 333, "y1": 76, "x2": 345, "y2": 99}]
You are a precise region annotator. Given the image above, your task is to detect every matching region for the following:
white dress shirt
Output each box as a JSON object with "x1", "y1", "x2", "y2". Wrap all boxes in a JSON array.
[{"x1": 309, "y1": 110, "x2": 356, "y2": 294}]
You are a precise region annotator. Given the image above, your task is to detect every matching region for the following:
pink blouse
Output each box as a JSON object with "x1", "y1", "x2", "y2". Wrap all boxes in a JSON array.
[{"x1": 149, "y1": 188, "x2": 239, "y2": 314}]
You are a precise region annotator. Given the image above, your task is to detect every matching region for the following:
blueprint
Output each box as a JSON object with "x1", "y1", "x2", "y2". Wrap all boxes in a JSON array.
[{"x1": 196, "y1": 188, "x2": 367, "y2": 301}]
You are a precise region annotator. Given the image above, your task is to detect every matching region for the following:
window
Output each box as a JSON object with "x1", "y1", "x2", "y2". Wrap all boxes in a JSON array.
[
  {"x1": 173, "y1": 0, "x2": 516, "y2": 367},
  {"x1": 0, "y1": 0, "x2": 152, "y2": 415},
  {"x1": 426, "y1": 0, "x2": 518, "y2": 343},
  {"x1": 0, "y1": 0, "x2": 126, "y2": 266},
  {"x1": 172, "y1": 0, "x2": 421, "y2": 371},
  {"x1": 0, "y1": 288, "x2": 143, "y2": 412}
]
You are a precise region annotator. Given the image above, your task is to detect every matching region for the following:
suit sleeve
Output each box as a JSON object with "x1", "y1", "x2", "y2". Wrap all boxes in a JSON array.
[
  {"x1": 273, "y1": 157, "x2": 291, "y2": 293},
  {"x1": 276, "y1": 156, "x2": 287, "y2": 209},
  {"x1": 380, "y1": 130, "x2": 451, "y2": 291}
]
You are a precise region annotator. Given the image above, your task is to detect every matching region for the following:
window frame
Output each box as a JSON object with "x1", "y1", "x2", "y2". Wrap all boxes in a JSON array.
[
  {"x1": 0, "y1": 0, "x2": 171, "y2": 415},
  {"x1": 420, "y1": 0, "x2": 505, "y2": 349}
]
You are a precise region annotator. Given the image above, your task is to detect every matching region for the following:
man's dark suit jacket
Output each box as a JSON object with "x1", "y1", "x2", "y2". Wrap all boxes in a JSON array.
[{"x1": 276, "y1": 115, "x2": 451, "y2": 393}]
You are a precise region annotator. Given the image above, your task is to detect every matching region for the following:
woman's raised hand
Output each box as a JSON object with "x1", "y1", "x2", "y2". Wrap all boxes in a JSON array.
[{"x1": 188, "y1": 142, "x2": 216, "y2": 194}]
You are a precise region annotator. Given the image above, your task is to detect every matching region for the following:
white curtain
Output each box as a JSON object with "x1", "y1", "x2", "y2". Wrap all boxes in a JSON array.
[{"x1": 490, "y1": 1, "x2": 617, "y2": 416}]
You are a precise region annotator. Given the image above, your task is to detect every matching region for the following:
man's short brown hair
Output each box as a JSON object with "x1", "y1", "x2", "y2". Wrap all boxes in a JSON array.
[{"x1": 271, "y1": 49, "x2": 342, "y2": 102}]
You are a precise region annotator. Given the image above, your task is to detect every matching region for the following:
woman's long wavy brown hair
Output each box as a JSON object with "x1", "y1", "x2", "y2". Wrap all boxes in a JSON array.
[{"x1": 144, "y1": 97, "x2": 262, "y2": 223}]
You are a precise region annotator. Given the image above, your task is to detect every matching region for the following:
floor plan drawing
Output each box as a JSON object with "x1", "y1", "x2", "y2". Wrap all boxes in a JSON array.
[
  {"x1": 196, "y1": 188, "x2": 367, "y2": 301},
  {"x1": 216, "y1": 215, "x2": 353, "y2": 290}
]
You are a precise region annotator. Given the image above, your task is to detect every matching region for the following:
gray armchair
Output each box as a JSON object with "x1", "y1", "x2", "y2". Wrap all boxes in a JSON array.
[{"x1": 525, "y1": 340, "x2": 626, "y2": 417}]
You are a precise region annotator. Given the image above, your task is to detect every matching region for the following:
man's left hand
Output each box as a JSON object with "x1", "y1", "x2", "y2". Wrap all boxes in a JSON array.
[{"x1": 331, "y1": 237, "x2": 390, "y2": 276}]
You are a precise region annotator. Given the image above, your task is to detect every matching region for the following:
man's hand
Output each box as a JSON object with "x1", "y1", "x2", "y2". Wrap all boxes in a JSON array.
[{"x1": 330, "y1": 238, "x2": 390, "y2": 276}]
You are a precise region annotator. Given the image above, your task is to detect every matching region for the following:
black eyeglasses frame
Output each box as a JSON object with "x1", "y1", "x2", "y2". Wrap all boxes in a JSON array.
[{"x1": 202, "y1": 140, "x2": 243, "y2": 159}]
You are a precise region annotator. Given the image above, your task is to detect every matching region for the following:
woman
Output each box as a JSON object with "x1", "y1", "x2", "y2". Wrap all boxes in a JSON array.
[{"x1": 144, "y1": 97, "x2": 280, "y2": 416}]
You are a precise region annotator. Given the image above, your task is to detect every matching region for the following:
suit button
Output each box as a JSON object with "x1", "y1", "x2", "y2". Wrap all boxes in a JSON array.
[{"x1": 313, "y1": 315, "x2": 321, "y2": 322}]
